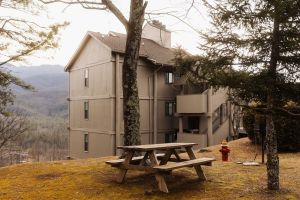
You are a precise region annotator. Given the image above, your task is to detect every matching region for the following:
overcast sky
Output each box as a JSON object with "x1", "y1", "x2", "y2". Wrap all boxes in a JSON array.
[{"x1": 12, "y1": 0, "x2": 210, "y2": 66}]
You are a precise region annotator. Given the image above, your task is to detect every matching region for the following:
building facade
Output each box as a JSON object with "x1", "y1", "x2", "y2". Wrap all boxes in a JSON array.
[{"x1": 66, "y1": 22, "x2": 232, "y2": 158}]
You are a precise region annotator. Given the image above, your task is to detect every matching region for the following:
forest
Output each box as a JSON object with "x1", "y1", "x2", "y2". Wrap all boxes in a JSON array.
[{"x1": 0, "y1": 65, "x2": 68, "y2": 166}]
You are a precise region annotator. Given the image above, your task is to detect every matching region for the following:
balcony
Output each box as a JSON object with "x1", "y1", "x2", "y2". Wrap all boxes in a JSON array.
[{"x1": 176, "y1": 93, "x2": 207, "y2": 114}]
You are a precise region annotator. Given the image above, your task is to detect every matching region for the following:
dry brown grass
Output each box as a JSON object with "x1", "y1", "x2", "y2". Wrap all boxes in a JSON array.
[{"x1": 0, "y1": 138, "x2": 299, "y2": 200}]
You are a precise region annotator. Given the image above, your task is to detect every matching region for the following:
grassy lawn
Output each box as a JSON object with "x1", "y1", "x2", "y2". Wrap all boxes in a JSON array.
[{"x1": 0, "y1": 138, "x2": 299, "y2": 200}]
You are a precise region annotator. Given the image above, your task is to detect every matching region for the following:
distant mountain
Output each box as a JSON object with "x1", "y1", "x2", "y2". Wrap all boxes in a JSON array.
[{"x1": 5, "y1": 64, "x2": 68, "y2": 118}]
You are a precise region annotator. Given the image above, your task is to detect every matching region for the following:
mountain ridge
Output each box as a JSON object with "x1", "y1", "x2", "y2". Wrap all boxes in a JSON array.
[{"x1": 4, "y1": 64, "x2": 68, "y2": 118}]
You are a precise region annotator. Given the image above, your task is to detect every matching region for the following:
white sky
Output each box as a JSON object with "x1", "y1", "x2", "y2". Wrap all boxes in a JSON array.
[{"x1": 10, "y1": 0, "x2": 210, "y2": 66}]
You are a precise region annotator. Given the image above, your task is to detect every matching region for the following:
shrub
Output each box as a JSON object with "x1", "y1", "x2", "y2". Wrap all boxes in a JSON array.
[{"x1": 243, "y1": 108, "x2": 300, "y2": 152}]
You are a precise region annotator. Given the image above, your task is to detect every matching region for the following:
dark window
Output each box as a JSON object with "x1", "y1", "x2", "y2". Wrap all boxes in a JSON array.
[
  {"x1": 165, "y1": 72, "x2": 174, "y2": 84},
  {"x1": 84, "y1": 133, "x2": 89, "y2": 152},
  {"x1": 165, "y1": 132, "x2": 177, "y2": 143},
  {"x1": 84, "y1": 69, "x2": 89, "y2": 87},
  {"x1": 188, "y1": 116, "x2": 199, "y2": 130},
  {"x1": 84, "y1": 101, "x2": 89, "y2": 119},
  {"x1": 165, "y1": 102, "x2": 175, "y2": 116}
]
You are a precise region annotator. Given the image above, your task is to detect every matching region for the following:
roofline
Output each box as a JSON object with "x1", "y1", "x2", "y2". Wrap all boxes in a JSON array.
[
  {"x1": 65, "y1": 31, "x2": 174, "y2": 71},
  {"x1": 64, "y1": 31, "x2": 111, "y2": 71},
  {"x1": 112, "y1": 50, "x2": 173, "y2": 67}
]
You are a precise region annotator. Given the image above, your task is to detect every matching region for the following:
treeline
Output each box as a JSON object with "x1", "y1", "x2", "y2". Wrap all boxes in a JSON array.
[{"x1": 0, "y1": 115, "x2": 68, "y2": 166}]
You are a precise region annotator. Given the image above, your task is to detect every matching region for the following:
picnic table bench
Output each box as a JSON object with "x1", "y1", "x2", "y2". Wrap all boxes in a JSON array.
[{"x1": 106, "y1": 143, "x2": 215, "y2": 193}]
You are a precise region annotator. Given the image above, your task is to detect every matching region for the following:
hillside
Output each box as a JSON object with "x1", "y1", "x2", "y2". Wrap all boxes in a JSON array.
[
  {"x1": 0, "y1": 138, "x2": 299, "y2": 200},
  {"x1": 0, "y1": 65, "x2": 69, "y2": 164},
  {"x1": 6, "y1": 64, "x2": 68, "y2": 118}
]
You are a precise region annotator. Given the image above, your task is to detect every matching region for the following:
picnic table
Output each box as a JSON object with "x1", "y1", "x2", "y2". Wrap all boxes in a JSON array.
[{"x1": 106, "y1": 143, "x2": 215, "y2": 193}]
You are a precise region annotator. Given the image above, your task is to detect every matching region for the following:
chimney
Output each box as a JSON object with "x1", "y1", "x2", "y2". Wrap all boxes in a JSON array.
[{"x1": 142, "y1": 20, "x2": 171, "y2": 48}]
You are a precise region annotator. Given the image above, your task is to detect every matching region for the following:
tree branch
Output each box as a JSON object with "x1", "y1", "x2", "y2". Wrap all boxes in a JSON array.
[
  {"x1": 274, "y1": 107, "x2": 300, "y2": 117},
  {"x1": 40, "y1": 0, "x2": 129, "y2": 30},
  {"x1": 102, "y1": 0, "x2": 129, "y2": 30}
]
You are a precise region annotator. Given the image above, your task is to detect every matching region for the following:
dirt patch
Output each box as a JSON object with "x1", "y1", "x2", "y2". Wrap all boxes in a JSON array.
[{"x1": 35, "y1": 172, "x2": 62, "y2": 180}]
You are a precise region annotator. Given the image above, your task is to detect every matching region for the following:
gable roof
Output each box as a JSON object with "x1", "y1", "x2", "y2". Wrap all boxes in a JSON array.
[{"x1": 65, "y1": 31, "x2": 175, "y2": 71}]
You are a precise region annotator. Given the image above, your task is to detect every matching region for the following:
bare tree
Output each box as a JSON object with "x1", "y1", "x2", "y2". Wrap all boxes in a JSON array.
[
  {"x1": 0, "y1": 0, "x2": 67, "y2": 66},
  {"x1": 0, "y1": 112, "x2": 29, "y2": 150}
]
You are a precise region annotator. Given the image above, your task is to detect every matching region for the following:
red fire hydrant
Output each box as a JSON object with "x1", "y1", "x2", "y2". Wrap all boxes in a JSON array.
[{"x1": 219, "y1": 140, "x2": 230, "y2": 161}]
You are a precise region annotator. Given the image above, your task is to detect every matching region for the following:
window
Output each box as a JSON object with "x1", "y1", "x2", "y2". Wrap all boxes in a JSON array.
[
  {"x1": 84, "y1": 101, "x2": 89, "y2": 119},
  {"x1": 84, "y1": 133, "x2": 89, "y2": 152},
  {"x1": 165, "y1": 72, "x2": 174, "y2": 84},
  {"x1": 84, "y1": 69, "x2": 89, "y2": 87},
  {"x1": 188, "y1": 116, "x2": 199, "y2": 130},
  {"x1": 165, "y1": 102, "x2": 175, "y2": 116},
  {"x1": 165, "y1": 132, "x2": 177, "y2": 143}
]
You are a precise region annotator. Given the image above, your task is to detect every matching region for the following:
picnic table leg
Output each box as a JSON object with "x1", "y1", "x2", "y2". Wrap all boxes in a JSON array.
[
  {"x1": 116, "y1": 150, "x2": 134, "y2": 183},
  {"x1": 159, "y1": 149, "x2": 173, "y2": 165},
  {"x1": 185, "y1": 147, "x2": 207, "y2": 181},
  {"x1": 139, "y1": 152, "x2": 149, "y2": 166},
  {"x1": 172, "y1": 149, "x2": 182, "y2": 162},
  {"x1": 149, "y1": 150, "x2": 169, "y2": 193}
]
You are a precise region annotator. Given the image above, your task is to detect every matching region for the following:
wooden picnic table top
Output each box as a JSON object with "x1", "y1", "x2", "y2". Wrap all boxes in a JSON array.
[{"x1": 117, "y1": 142, "x2": 197, "y2": 151}]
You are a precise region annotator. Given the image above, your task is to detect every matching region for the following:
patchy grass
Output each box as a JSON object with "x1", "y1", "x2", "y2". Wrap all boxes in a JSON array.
[{"x1": 0, "y1": 138, "x2": 299, "y2": 200}]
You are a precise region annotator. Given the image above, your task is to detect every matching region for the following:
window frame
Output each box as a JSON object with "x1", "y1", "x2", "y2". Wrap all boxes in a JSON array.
[
  {"x1": 165, "y1": 72, "x2": 174, "y2": 84},
  {"x1": 165, "y1": 101, "x2": 175, "y2": 116},
  {"x1": 84, "y1": 68, "x2": 89, "y2": 87},
  {"x1": 84, "y1": 101, "x2": 89, "y2": 120},
  {"x1": 84, "y1": 133, "x2": 89, "y2": 152}
]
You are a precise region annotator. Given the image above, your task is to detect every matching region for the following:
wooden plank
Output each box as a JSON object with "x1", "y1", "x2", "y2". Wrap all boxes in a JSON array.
[
  {"x1": 148, "y1": 151, "x2": 159, "y2": 166},
  {"x1": 116, "y1": 151, "x2": 134, "y2": 183},
  {"x1": 172, "y1": 149, "x2": 182, "y2": 162},
  {"x1": 139, "y1": 152, "x2": 149, "y2": 166},
  {"x1": 153, "y1": 158, "x2": 216, "y2": 171},
  {"x1": 117, "y1": 143, "x2": 197, "y2": 151},
  {"x1": 166, "y1": 157, "x2": 189, "y2": 162},
  {"x1": 155, "y1": 173, "x2": 169, "y2": 193},
  {"x1": 159, "y1": 149, "x2": 173, "y2": 165},
  {"x1": 118, "y1": 164, "x2": 155, "y2": 172},
  {"x1": 185, "y1": 146, "x2": 197, "y2": 159},
  {"x1": 185, "y1": 147, "x2": 207, "y2": 180},
  {"x1": 106, "y1": 153, "x2": 165, "y2": 166},
  {"x1": 149, "y1": 151, "x2": 169, "y2": 193}
]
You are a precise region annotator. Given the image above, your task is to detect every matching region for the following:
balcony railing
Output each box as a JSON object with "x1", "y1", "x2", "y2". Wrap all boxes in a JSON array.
[{"x1": 176, "y1": 93, "x2": 207, "y2": 114}]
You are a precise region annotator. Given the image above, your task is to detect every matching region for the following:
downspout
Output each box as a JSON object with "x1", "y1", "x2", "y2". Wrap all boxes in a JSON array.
[
  {"x1": 207, "y1": 87, "x2": 213, "y2": 146},
  {"x1": 148, "y1": 77, "x2": 152, "y2": 143},
  {"x1": 67, "y1": 70, "x2": 71, "y2": 158},
  {"x1": 228, "y1": 101, "x2": 232, "y2": 140},
  {"x1": 115, "y1": 54, "x2": 121, "y2": 155},
  {"x1": 178, "y1": 85, "x2": 184, "y2": 135},
  {"x1": 153, "y1": 64, "x2": 164, "y2": 144},
  {"x1": 153, "y1": 70, "x2": 158, "y2": 144}
]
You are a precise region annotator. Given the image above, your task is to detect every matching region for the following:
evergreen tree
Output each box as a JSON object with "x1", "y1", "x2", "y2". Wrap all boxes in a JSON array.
[{"x1": 174, "y1": 0, "x2": 300, "y2": 190}]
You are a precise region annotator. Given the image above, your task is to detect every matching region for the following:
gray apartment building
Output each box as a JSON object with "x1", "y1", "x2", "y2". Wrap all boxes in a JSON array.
[{"x1": 65, "y1": 21, "x2": 232, "y2": 158}]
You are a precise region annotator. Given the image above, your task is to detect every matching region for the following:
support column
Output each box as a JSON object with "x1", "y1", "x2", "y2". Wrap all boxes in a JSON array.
[
  {"x1": 153, "y1": 71, "x2": 158, "y2": 144},
  {"x1": 178, "y1": 85, "x2": 184, "y2": 138},
  {"x1": 179, "y1": 117, "x2": 183, "y2": 134},
  {"x1": 207, "y1": 87, "x2": 213, "y2": 146},
  {"x1": 115, "y1": 54, "x2": 121, "y2": 155}
]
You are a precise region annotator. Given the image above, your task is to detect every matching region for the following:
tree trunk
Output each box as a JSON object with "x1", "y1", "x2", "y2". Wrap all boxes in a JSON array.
[
  {"x1": 266, "y1": 2, "x2": 280, "y2": 190},
  {"x1": 122, "y1": 0, "x2": 147, "y2": 146},
  {"x1": 266, "y1": 114, "x2": 279, "y2": 189}
]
